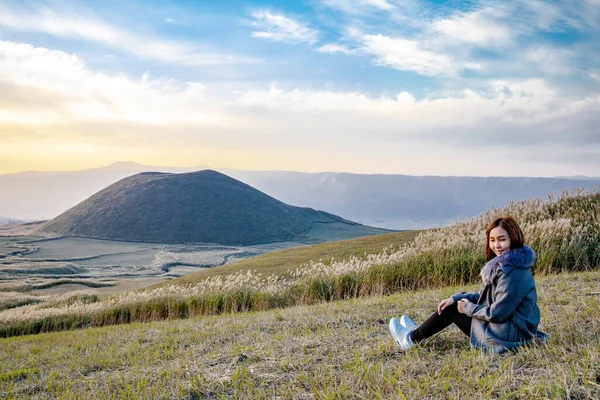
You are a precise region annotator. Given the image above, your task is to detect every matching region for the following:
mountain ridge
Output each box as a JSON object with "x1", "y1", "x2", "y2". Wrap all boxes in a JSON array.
[{"x1": 2, "y1": 162, "x2": 599, "y2": 228}]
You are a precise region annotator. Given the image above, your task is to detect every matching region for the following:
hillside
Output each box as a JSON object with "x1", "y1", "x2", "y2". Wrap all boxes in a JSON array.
[
  {"x1": 156, "y1": 229, "x2": 419, "y2": 286},
  {"x1": 37, "y1": 170, "x2": 387, "y2": 246},
  {"x1": 2, "y1": 189, "x2": 598, "y2": 339},
  {"x1": 0, "y1": 271, "x2": 598, "y2": 398}
]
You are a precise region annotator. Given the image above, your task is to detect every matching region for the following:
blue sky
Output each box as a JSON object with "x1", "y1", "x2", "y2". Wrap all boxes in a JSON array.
[{"x1": 0, "y1": 0, "x2": 599, "y2": 176}]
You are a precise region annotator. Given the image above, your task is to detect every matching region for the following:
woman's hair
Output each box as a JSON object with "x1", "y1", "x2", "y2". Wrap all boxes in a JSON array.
[{"x1": 485, "y1": 216, "x2": 524, "y2": 261}]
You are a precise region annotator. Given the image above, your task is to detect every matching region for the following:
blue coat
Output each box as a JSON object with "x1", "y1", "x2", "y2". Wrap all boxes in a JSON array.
[{"x1": 452, "y1": 245, "x2": 548, "y2": 353}]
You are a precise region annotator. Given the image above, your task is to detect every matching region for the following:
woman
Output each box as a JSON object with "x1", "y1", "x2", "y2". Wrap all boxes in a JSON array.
[{"x1": 389, "y1": 216, "x2": 547, "y2": 354}]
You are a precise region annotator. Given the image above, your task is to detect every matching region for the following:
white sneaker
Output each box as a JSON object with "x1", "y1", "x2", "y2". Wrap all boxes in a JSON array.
[
  {"x1": 400, "y1": 315, "x2": 418, "y2": 331},
  {"x1": 389, "y1": 317, "x2": 415, "y2": 350}
]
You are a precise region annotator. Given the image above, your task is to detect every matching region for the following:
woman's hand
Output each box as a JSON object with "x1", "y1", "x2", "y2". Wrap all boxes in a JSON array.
[
  {"x1": 437, "y1": 297, "x2": 455, "y2": 315},
  {"x1": 457, "y1": 299, "x2": 470, "y2": 314}
]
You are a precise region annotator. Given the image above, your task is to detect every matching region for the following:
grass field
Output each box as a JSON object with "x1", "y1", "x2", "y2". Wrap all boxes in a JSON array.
[
  {"x1": 1, "y1": 189, "x2": 598, "y2": 338},
  {"x1": 0, "y1": 189, "x2": 599, "y2": 397},
  {"x1": 1, "y1": 270, "x2": 598, "y2": 399}
]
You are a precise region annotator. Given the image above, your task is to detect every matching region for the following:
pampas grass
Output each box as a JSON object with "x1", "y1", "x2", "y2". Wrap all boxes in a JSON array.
[{"x1": 1, "y1": 189, "x2": 598, "y2": 337}]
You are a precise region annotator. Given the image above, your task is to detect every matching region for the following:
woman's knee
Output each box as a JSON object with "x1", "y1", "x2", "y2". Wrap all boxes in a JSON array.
[{"x1": 440, "y1": 302, "x2": 460, "y2": 316}]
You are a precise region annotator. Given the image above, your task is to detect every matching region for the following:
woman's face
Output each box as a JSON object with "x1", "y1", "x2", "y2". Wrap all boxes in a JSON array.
[{"x1": 489, "y1": 226, "x2": 511, "y2": 256}]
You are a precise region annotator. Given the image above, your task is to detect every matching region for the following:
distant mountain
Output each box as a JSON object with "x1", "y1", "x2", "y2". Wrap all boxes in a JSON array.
[
  {"x1": 0, "y1": 217, "x2": 22, "y2": 226},
  {"x1": 0, "y1": 162, "x2": 203, "y2": 221},
  {"x1": 37, "y1": 170, "x2": 383, "y2": 245},
  {"x1": 1, "y1": 162, "x2": 599, "y2": 229},
  {"x1": 221, "y1": 170, "x2": 600, "y2": 229}
]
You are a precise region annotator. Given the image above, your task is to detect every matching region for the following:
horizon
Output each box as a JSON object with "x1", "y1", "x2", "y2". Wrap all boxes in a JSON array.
[
  {"x1": 1, "y1": 1, "x2": 599, "y2": 176},
  {"x1": 2, "y1": 160, "x2": 600, "y2": 180}
]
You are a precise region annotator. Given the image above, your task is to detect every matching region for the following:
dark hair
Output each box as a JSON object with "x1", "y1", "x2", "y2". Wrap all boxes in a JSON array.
[{"x1": 485, "y1": 216, "x2": 524, "y2": 261}]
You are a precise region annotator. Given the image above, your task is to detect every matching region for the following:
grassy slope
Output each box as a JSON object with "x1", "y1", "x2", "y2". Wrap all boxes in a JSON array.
[
  {"x1": 1, "y1": 271, "x2": 598, "y2": 399},
  {"x1": 156, "y1": 230, "x2": 419, "y2": 287}
]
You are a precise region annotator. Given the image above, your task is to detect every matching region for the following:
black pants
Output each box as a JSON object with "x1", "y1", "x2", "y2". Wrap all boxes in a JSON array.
[{"x1": 410, "y1": 302, "x2": 472, "y2": 343}]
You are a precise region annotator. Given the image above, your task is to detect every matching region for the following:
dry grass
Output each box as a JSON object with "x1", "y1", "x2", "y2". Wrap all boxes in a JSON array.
[
  {"x1": 0, "y1": 189, "x2": 598, "y2": 337},
  {"x1": 0, "y1": 292, "x2": 41, "y2": 311},
  {"x1": 0, "y1": 279, "x2": 114, "y2": 293},
  {"x1": 0, "y1": 271, "x2": 598, "y2": 399},
  {"x1": 162, "y1": 230, "x2": 420, "y2": 285}
]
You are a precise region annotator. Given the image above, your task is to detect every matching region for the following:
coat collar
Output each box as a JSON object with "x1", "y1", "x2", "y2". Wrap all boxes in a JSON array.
[{"x1": 480, "y1": 245, "x2": 536, "y2": 285}]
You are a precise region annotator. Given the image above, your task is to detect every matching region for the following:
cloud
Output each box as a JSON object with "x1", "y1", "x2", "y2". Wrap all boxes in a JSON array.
[
  {"x1": 322, "y1": 0, "x2": 394, "y2": 13},
  {"x1": 431, "y1": 7, "x2": 513, "y2": 46},
  {"x1": 516, "y1": 0, "x2": 596, "y2": 31},
  {"x1": 1, "y1": 38, "x2": 599, "y2": 176},
  {"x1": 251, "y1": 10, "x2": 318, "y2": 44},
  {"x1": 314, "y1": 0, "x2": 600, "y2": 85},
  {"x1": 3, "y1": 39, "x2": 598, "y2": 140},
  {"x1": 0, "y1": 2, "x2": 251, "y2": 66},
  {"x1": 313, "y1": 4, "x2": 505, "y2": 77},
  {"x1": 357, "y1": 33, "x2": 469, "y2": 76},
  {"x1": 0, "y1": 40, "x2": 238, "y2": 127},
  {"x1": 522, "y1": 47, "x2": 576, "y2": 75},
  {"x1": 316, "y1": 43, "x2": 353, "y2": 54}
]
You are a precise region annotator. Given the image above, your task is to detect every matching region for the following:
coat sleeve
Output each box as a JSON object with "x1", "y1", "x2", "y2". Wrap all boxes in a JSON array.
[
  {"x1": 462, "y1": 269, "x2": 530, "y2": 323},
  {"x1": 452, "y1": 291, "x2": 481, "y2": 304},
  {"x1": 465, "y1": 268, "x2": 530, "y2": 323}
]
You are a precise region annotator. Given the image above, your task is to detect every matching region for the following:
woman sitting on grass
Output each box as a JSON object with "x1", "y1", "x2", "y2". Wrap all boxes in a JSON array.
[{"x1": 389, "y1": 216, "x2": 547, "y2": 354}]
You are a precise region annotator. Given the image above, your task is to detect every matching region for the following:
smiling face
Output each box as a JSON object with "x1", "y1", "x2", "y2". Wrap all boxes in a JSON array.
[{"x1": 489, "y1": 226, "x2": 511, "y2": 256}]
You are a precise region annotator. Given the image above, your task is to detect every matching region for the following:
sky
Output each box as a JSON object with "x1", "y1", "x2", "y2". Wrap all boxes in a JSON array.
[{"x1": 0, "y1": 0, "x2": 599, "y2": 177}]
